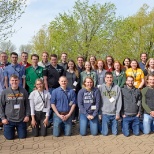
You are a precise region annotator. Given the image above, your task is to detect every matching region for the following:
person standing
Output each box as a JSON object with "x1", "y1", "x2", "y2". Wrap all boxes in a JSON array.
[
  {"x1": 19, "y1": 52, "x2": 31, "y2": 68},
  {"x1": 76, "y1": 56, "x2": 85, "y2": 74},
  {"x1": 112, "y1": 61, "x2": 126, "y2": 88},
  {"x1": 29, "y1": 79, "x2": 51, "y2": 137},
  {"x1": 0, "y1": 75, "x2": 30, "y2": 140},
  {"x1": 4, "y1": 52, "x2": 25, "y2": 88},
  {"x1": 43, "y1": 54, "x2": 65, "y2": 95},
  {"x1": 59, "y1": 53, "x2": 68, "y2": 71},
  {"x1": 121, "y1": 76, "x2": 141, "y2": 137},
  {"x1": 26, "y1": 54, "x2": 44, "y2": 94},
  {"x1": 126, "y1": 59, "x2": 144, "y2": 89},
  {"x1": 38, "y1": 51, "x2": 50, "y2": 68},
  {"x1": 105, "y1": 56, "x2": 114, "y2": 72},
  {"x1": 80, "y1": 61, "x2": 97, "y2": 87},
  {"x1": 78, "y1": 77, "x2": 101, "y2": 136},
  {"x1": 96, "y1": 60, "x2": 107, "y2": 88},
  {"x1": 139, "y1": 53, "x2": 148, "y2": 71},
  {"x1": 99, "y1": 72, "x2": 122, "y2": 136},
  {"x1": 142, "y1": 74, "x2": 154, "y2": 134},
  {"x1": 51, "y1": 76, "x2": 76, "y2": 137}
]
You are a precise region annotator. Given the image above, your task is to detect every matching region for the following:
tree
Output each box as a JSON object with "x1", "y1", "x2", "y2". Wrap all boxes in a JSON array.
[
  {"x1": 0, "y1": 0, "x2": 27, "y2": 41},
  {"x1": 0, "y1": 41, "x2": 16, "y2": 52},
  {"x1": 19, "y1": 44, "x2": 33, "y2": 54},
  {"x1": 32, "y1": 1, "x2": 154, "y2": 62},
  {"x1": 32, "y1": 0, "x2": 116, "y2": 60}
]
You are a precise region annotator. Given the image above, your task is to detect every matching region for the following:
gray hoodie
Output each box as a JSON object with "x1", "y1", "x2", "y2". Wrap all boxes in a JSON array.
[
  {"x1": 0, "y1": 87, "x2": 30, "y2": 122},
  {"x1": 99, "y1": 83, "x2": 122, "y2": 116}
]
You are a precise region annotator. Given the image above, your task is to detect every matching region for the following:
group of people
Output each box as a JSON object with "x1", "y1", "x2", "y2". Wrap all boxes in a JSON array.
[{"x1": 0, "y1": 51, "x2": 154, "y2": 140}]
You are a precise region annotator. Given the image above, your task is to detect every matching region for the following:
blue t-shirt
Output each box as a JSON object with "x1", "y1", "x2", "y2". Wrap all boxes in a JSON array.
[
  {"x1": 4, "y1": 63, "x2": 25, "y2": 87},
  {"x1": 51, "y1": 87, "x2": 76, "y2": 112}
]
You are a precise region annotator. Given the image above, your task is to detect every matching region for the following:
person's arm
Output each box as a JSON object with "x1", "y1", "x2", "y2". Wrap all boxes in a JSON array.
[
  {"x1": 77, "y1": 89, "x2": 88, "y2": 116},
  {"x1": 4, "y1": 76, "x2": 8, "y2": 88},
  {"x1": 92, "y1": 89, "x2": 100, "y2": 118},
  {"x1": 137, "y1": 90, "x2": 142, "y2": 116},
  {"x1": 44, "y1": 76, "x2": 48, "y2": 91},
  {"x1": 45, "y1": 92, "x2": 51, "y2": 117},
  {"x1": 116, "y1": 87, "x2": 122, "y2": 119},
  {"x1": 120, "y1": 73, "x2": 126, "y2": 88},
  {"x1": 138, "y1": 78, "x2": 145, "y2": 89},
  {"x1": 141, "y1": 88, "x2": 151, "y2": 114},
  {"x1": 22, "y1": 67, "x2": 26, "y2": 88},
  {"x1": 23, "y1": 90, "x2": 30, "y2": 122},
  {"x1": 0, "y1": 91, "x2": 8, "y2": 124},
  {"x1": 138, "y1": 70, "x2": 145, "y2": 89},
  {"x1": 23, "y1": 78, "x2": 25, "y2": 88}
]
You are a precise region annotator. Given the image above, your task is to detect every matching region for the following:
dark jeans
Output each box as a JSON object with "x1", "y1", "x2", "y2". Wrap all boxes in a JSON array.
[
  {"x1": 32, "y1": 111, "x2": 47, "y2": 137},
  {"x1": 4, "y1": 121, "x2": 27, "y2": 140},
  {"x1": 122, "y1": 116, "x2": 140, "y2": 137}
]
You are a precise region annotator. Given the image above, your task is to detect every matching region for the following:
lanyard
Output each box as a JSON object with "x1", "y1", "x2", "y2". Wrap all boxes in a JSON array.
[
  {"x1": 131, "y1": 69, "x2": 137, "y2": 79},
  {"x1": 61, "y1": 88, "x2": 70, "y2": 103},
  {"x1": 12, "y1": 65, "x2": 20, "y2": 74},
  {"x1": 105, "y1": 84, "x2": 113, "y2": 98},
  {"x1": 38, "y1": 90, "x2": 46, "y2": 107},
  {"x1": 11, "y1": 87, "x2": 20, "y2": 104}
]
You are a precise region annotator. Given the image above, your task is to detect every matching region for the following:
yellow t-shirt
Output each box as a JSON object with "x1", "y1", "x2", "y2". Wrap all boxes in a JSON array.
[{"x1": 126, "y1": 68, "x2": 144, "y2": 88}]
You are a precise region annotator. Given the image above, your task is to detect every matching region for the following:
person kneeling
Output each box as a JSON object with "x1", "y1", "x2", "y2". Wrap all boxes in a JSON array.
[
  {"x1": 51, "y1": 76, "x2": 76, "y2": 137},
  {"x1": 29, "y1": 79, "x2": 51, "y2": 137},
  {"x1": 78, "y1": 77, "x2": 101, "y2": 136},
  {"x1": 0, "y1": 75, "x2": 30, "y2": 140},
  {"x1": 121, "y1": 76, "x2": 141, "y2": 137}
]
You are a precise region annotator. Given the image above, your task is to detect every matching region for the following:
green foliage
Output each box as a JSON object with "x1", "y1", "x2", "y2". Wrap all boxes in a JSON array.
[
  {"x1": 0, "y1": 0, "x2": 27, "y2": 41},
  {"x1": 32, "y1": 1, "x2": 154, "y2": 62}
]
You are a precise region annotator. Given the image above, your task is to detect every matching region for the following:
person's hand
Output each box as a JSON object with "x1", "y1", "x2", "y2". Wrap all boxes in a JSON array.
[
  {"x1": 90, "y1": 115, "x2": 94, "y2": 120},
  {"x1": 64, "y1": 114, "x2": 70, "y2": 121},
  {"x1": 23, "y1": 116, "x2": 29, "y2": 122},
  {"x1": 115, "y1": 115, "x2": 120, "y2": 120},
  {"x1": 136, "y1": 114, "x2": 140, "y2": 117},
  {"x1": 2, "y1": 119, "x2": 8, "y2": 124},
  {"x1": 87, "y1": 115, "x2": 91, "y2": 120},
  {"x1": 31, "y1": 119, "x2": 37, "y2": 128},
  {"x1": 122, "y1": 115, "x2": 126, "y2": 118},
  {"x1": 150, "y1": 111, "x2": 154, "y2": 117},
  {"x1": 43, "y1": 118, "x2": 48, "y2": 127},
  {"x1": 99, "y1": 115, "x2": 102, "y2": 120},
  {"x1": 58, "y1": 114, "x2": 65, "y2": 121}
]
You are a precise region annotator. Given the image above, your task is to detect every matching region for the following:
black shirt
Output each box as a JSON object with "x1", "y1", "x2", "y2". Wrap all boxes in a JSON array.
[{"x1": 43, "y1": 64, "x2": 65, "y2": 88}]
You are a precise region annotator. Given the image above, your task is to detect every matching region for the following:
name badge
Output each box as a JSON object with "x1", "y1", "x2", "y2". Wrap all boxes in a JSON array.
[
  {"x1": 91, "y1": 105, "x2": 96, "y2": 110},
  {"x1": 43, "y1": 108, "x2": 48, "y2": 112},
  {"x1": 109, "y1": 97, "x2": 115, "y2": 103},
  {"x1": 14, "y1": 104, "x2": 20, "y2": 109},
  {"x1": 73, "y1": 81, "x2": 78, "y2": 87},
  {"x1": 69, "y1": 101, "x2": 73, "y2": 106},
  {"x1": 22, "y1": 75, "x2": 26, "y2": 78},
  {"x1": 97, "y1": 85, "x2": 100, "y2": 88},
  {"x1": 134, "y1": 82, "x2": 137, "y2": 86}
]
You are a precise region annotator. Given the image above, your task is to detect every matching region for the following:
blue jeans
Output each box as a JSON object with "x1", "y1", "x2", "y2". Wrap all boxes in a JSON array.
[
  {"x1": 143, "y1": 113, "x2": 154, "y2": 134},
  {"x1": 48, "y1": 88, "x2": 55, "y2": 123},
  {"x1": 53, "y1": 113, "x2": 73, "y2": 137},
  {"x1": 102, "y1": 114, "x2": 118, "y2": 136},
  {"x1": 122, "y1": 116, "x2": 140, "y2": 137},
  {"x1": 4, "y1": 121, "x2": 27, "y2": 140},
  {"x1": 79, "y1": 113, "x2": 98, "y2": 136}
]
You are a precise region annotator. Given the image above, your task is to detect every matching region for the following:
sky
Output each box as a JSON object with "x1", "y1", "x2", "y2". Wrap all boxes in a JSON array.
[{"x1": 7, "y1": 0, "x2": 154, "y2": 51}]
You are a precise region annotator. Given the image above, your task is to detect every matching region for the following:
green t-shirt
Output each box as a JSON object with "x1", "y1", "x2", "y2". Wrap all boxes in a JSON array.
[{"x1": 26, "y1": 66, "x2": 44, "y2": 93}]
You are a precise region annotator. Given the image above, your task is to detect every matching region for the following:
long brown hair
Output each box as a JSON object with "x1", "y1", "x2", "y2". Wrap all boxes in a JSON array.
[{"x1": 67, "y1": 59, "x2": 79, "y2": 78}]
